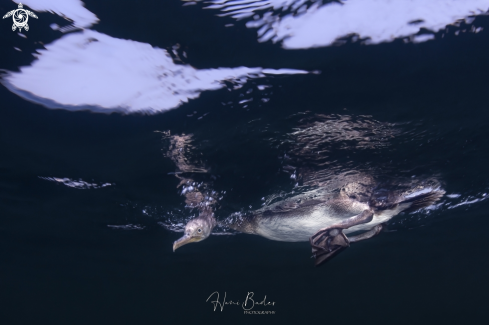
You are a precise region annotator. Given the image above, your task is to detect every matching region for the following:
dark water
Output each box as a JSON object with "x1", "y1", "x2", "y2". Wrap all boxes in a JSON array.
[{"x1": 1, "y1": 0, "x2": 489, "y2": 324}]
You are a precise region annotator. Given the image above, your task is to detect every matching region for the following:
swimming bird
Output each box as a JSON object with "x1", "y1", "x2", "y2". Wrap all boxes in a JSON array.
[{"x1": 173, "y1": 178, "x2": 445, "y2": 266}]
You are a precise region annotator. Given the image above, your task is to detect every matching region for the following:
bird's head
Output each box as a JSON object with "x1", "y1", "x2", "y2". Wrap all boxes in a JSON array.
[{"x1": 173, "y1": 210, "x2": 216, "y2": 251}]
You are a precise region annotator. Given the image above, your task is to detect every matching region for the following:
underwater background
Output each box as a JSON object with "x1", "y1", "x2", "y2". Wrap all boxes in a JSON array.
[{"x1": 1, "y1": 0, "x2": 489, "y2": 324}]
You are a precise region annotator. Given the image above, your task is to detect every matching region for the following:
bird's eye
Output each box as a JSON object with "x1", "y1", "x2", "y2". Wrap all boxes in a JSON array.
[{"x1": 198, "y1": 228, "x2": 202, "y2": 233}]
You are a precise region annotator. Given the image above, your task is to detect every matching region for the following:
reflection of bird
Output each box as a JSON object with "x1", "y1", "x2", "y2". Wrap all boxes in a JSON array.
[
  {"x1": 173, "y1": 178, "x2": 444, "y2": 266},
  {"x1": 3, "y1": 3, "x2": 38, "y2": 32}
]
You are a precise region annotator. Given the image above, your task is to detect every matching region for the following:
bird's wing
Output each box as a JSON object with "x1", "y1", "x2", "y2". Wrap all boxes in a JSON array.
[
  {"x1": 2, "y1": 10, "x2": 14, "y2": 19},
  {"x1": 263, "y1": 198, "x2": 325, "y2": 216},
  {"x1": 26, "y1": 10, "x2": 38, "y2": 18}
]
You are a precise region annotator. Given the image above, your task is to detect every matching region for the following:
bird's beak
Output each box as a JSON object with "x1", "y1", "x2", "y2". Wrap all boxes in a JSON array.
[{"x1": 173, "y1": 234, "x2": 199, "y2": 252}]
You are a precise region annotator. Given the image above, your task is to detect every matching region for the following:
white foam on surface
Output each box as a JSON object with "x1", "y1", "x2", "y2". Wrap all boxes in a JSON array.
[
  {"x1": 2, "y1": 30, "x2": 308, "y2": 114},
  {"x1": 107, "y1": 224, "x2": 146, "y2": 230},
  {"x1": 14, "y1": 0, "x2": 98, "y2": 28},
  {"x1": 39, "y1": 176, "x2": 112, "y2": 189},
  {"x1": 202, "y1": 0, "x2": 489, "y2": 49}
]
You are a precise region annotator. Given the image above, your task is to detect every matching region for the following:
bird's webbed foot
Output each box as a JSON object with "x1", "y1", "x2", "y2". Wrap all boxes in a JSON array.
[
  {"x1": 310, "y1": 227, "x2": 350, "y2": 266},
  {"x1": 310, "y1": 209, "x2": 374, "y2": 267}
]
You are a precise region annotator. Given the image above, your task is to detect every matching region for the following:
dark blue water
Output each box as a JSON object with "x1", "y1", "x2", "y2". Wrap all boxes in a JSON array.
[{"x1": 2, "y1": 0, "x2": 489, "y2": 324}]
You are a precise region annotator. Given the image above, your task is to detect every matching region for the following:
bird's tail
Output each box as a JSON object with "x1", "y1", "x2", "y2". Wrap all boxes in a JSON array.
[
  {"x1": 370, "y1": 182, "x2": 445, "y2": 213},
  {"x1": 398, "y1": 187, "x2": 445, "y2": 212}
]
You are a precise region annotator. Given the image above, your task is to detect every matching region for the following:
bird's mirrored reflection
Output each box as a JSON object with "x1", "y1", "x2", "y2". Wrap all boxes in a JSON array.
[{"x1": 280, "y1": 113, "x2": 398, "y2": 186}]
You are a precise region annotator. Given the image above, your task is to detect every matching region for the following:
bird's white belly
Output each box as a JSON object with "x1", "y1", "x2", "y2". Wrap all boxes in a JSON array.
[
  {"x1": 255, "y1": 214, "x2": 330, "y2": 242},
  {"x1": 254, "y1": 205, "x2": 404, "y2": 242},
  {"x1": 254, "y1": 208, "x2": 341, "y2": 242}
]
